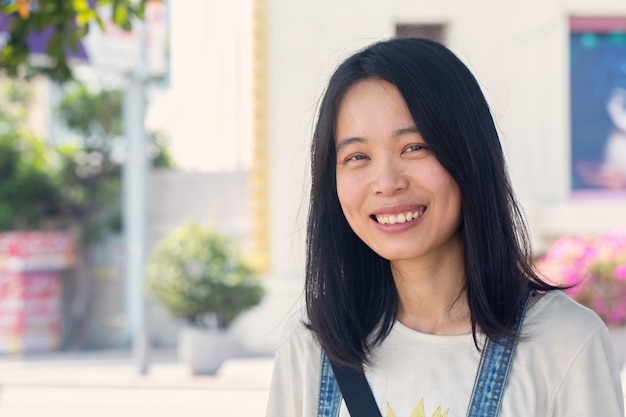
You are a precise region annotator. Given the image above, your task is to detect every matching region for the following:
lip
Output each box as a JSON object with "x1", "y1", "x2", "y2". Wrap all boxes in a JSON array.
[
  {"x1": 370, "y1": 205, "x2": 427, "y2": 233},
  {"x1": 371, "y1": 204, "x2": 426, "y2": 217}
]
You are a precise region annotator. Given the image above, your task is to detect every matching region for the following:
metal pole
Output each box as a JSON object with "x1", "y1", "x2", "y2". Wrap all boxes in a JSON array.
[{"x1": 123, "y1": 16, "x2": 150, "y2": 375}]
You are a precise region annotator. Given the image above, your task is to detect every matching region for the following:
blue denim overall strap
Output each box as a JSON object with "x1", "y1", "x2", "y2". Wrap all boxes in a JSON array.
[
  {"x1": 465, "y1": 289, "x2": 535, "y2": 417},
  {"x1": 318, "y1": 351, "x2": 342, "y2": 417}
]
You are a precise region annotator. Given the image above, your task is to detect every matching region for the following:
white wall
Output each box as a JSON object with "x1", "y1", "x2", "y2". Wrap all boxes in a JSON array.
[{"x1": 152, "y1": 0, "x2": 253, "y2": 172}]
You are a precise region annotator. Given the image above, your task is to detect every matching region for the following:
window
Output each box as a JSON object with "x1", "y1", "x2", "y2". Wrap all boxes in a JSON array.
[
  {"x1": 570, "y1": 17, "x2": 626, "y2": 195},
  {"x1": 396, "y1": 23, "x2": 446, "y2": 44}
]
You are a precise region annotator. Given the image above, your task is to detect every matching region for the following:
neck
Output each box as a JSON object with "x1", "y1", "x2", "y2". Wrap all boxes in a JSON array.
[{"x1": 391, "y1": 241, "x2": 470, "y2": 335}]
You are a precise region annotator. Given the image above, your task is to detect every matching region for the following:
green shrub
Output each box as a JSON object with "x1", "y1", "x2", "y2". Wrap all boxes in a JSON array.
[
  {"x1": 0, "y1": 133, "x2": 62, "y2": 230},
  {"x1": 146, "y1": 222, "x2": 264, "y2": 329}
]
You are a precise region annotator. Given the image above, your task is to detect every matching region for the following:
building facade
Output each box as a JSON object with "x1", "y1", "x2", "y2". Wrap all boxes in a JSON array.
[{"x1": 239, "y1": 0, "x2": 626, "y2": 353}]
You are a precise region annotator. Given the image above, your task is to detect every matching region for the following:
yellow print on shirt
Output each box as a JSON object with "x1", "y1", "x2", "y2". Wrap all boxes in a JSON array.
[{"x1": 386, "y1": 399, "x2": 449, "y2": 417}]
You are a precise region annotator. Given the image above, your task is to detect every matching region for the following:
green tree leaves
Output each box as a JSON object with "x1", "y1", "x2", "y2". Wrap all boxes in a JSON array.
[
  {"x1": 0, "y1": 133, "x2": 62, "y2": 230},
  {"x1": 0, "y1": 79, "x2": 61, "y2": 230},
  {"x1": 0, "y1": 0, "x2": 149, "y2": 82}
]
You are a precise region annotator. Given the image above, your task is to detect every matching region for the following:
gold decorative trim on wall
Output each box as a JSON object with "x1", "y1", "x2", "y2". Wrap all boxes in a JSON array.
[{"x1": 251, "y1": 0, "x2": 270, "y2": 274}]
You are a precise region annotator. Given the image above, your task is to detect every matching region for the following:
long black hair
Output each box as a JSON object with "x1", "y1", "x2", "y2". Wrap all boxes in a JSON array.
[{"x1": 305, "y1": 37, "x2": 559, "y2": 369}]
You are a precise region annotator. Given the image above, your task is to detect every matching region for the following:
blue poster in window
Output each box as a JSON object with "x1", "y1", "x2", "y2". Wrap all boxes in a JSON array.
[{"x1": 571, "y1": 30, "x2": 626, "y2": 193}]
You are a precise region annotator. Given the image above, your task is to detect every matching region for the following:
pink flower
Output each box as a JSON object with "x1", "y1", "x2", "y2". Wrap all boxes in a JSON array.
[
  {"x1": 543, "y1": 235, "x2": 589, "y2": 263},
  {"x1": 536, "y1": 231, "x2": 626, "y2": 325},
  {"x1": 607, "y1": 306, "x2": 626, "y2": 326},
  {"x1": 615, "y1": 264, "x2": 626, "y2": 281}
]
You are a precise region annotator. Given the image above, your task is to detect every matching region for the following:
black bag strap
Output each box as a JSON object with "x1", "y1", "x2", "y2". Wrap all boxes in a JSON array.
[{"x1": 329, "y1": 361, "x2": 383, "y2": 417}]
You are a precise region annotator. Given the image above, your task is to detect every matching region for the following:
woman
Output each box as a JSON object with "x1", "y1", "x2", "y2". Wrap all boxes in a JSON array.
[{"x1": 266, "y1": 38, "x2": 624, "y2": 417}]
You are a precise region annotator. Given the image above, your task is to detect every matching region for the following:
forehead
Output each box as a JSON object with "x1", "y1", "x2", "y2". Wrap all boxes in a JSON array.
[
  {"x1": 339, "y1": 78, "x2": 406, "y2": 112},
  {"x1": 335, "y1": 79, "x2": 415, "y2": 141}
]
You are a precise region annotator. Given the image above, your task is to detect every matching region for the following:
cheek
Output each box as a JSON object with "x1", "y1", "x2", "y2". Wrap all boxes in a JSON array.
[
  {"x1": 429, "y1": 165, "x2": 462, "y2": 221},
  {"x1": 335, "y1": 172, "x2": 351, "y2": 206},
  {"x1": 444, "y1": 181, "x2": 463, "y2": 227},
  {"x1": 336, "y1": 176, "x2": 362, "y2": 225},
  {"x1": 336, "y1": 182, "x2": 353, "y2": 216}
]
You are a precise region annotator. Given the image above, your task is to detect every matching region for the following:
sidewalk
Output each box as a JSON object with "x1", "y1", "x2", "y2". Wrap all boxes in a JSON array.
[
  {"x1": 0, "y1": 349, "x2": 274, "y2": 417},
  {"x1": 0, "y1": 349, "x2": 274, "y2": 390}
]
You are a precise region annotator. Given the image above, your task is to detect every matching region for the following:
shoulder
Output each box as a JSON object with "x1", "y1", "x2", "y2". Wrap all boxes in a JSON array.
[
  {"x1": 505, "y1": 291, "x2": 624, "y2": 416},
  {"x1": 274, "y1": 308, "x2": 322, "y2": 365},
  {"x1": 267, "y1": 309, "x2": 324, "y2": 417},
  {"x1": 524, "y1": 290, "x2": 606, "y2": 339},
  {"x1": 517, "y1": 289, "x2": 614, "y2": 369}
]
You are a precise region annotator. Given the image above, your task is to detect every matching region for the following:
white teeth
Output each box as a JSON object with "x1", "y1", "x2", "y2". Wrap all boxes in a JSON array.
[{"x1": 375, "y1": 210, "x2": 422, "y2": 225}]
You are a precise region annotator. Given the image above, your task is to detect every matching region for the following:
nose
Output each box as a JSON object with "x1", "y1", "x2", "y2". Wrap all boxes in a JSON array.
[{"x1": 372, "y1": 160, "x2": 409, "y2": 195}]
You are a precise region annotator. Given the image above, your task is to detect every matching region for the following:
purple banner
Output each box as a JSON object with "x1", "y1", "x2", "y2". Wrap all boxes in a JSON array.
[{"x1": 0, "y1": 12, "x2": 89, "y2": 61}]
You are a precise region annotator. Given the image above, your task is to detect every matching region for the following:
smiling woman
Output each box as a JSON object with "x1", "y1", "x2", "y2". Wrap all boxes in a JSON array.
[{"x1": 265, "y1": 38, "x2": 624, "y2": 417}]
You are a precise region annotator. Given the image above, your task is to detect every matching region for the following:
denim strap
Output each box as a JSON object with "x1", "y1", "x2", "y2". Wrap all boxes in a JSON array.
[
  {"x1": 465, "y1": 289, "x2": 535, "y2": 417},
  {"x1": 318, "y1": 351, "x2": 342, "y2": 417}
]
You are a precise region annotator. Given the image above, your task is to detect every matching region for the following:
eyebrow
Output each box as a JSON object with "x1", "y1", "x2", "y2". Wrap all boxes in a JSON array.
[
  {"x1": 335, "y1": 126, "x2": 420, "y2": 152},
  {"x1": 335, "y1": 136, "x2": 365, "y2": 152},
  {"x1": 393, "y1": 126, "x2": 420, "y2": 137}
]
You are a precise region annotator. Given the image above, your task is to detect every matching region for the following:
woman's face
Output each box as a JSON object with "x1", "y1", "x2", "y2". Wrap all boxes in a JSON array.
[{"x1": 335, "y1": 78, "x2": 463, "y2": 264}]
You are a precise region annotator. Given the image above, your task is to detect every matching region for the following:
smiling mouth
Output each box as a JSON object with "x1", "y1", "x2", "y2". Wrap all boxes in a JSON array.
[{"x1": 371, "y1": 208, "x2": 426, "y2": 225}]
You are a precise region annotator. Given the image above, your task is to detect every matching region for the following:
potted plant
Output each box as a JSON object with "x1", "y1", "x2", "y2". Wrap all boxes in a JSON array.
[
  {"x1": 537, "y1": 230, "x2": 626, "y2": 365},
  {"x1": 146, "y1": 222, "x2": 264, "y2": 374}
]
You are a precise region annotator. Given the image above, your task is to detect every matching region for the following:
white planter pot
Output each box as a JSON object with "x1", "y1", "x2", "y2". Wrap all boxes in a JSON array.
[{"x1": 178, "y1": 325, "x2": 233, "y2": 375}]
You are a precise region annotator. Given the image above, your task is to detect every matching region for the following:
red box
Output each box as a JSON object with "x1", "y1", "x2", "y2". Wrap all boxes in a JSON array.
[
  {"x1": 0, "y1": 271, "x2": 61, "y2": 353},
  {"x1": 0, "y1": 232, "x2": 74, "y2": 353},
  {"x1": 0, "y1": 231, "x2": 75, "y2": 272}
]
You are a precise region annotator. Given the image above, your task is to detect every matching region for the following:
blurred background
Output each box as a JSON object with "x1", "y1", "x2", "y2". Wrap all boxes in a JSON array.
[{"x1": 0, "y1": 0, "x2": 625, "y2": 416}]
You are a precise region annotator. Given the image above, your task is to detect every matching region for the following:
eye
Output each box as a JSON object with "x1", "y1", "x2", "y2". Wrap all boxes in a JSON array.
[
  {"x1": 403, "y1": 143, "x2": 426, "y2": 153},
  {"x1": 345, "y1": 154, "x2": 369, "y2": 162}
]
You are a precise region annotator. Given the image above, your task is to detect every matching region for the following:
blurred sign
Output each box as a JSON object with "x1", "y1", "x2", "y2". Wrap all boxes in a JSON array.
[
  {"x1": 570, "y1": 17, "x2": 626, "y2": 195},
  {"x1": 0, "y1": 231, "x2": 75, "y2": 272},
  {"x1": 0, "y1": 232, "x2": 75, "y2": 354},
  {"x1": 82, "y1": 1, "x2": 169, "y2": 76},
  {"x1": 0, "y1": 271, "x2": 62, "y2": 353}
]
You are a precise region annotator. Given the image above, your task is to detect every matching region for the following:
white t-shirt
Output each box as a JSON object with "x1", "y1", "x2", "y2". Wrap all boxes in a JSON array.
[{"x1": 266, "y1": 291, "x2": 624, "y2": 417}]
